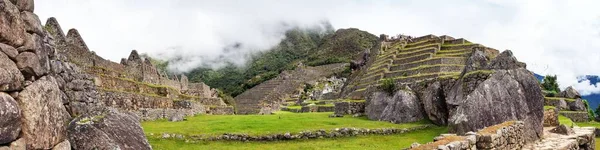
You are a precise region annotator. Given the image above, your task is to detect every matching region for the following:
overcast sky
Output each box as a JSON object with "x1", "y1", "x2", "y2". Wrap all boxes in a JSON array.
[{"x1": 35, "y1": 0, "x2": 600, "y2": 95}]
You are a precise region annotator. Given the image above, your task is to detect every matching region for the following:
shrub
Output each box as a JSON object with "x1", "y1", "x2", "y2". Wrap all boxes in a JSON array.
[
  {"x1": 541, "y1": 75, "x2": 560, "y2": 93},
  {"x1": 583, "y1": 99, "x2": 594, "y2": 121},
  {"x1": 379, "y1": 78, "x2": 396, "y2": 95}
]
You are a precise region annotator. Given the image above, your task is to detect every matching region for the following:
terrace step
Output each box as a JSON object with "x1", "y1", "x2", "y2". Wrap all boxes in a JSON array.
[
  {"x1": 404, "y1": 39, "x2": 442, "y2": 49},
  {"x1": 384, "y1": 65, "x2": 464, "y2": 78},
  {"x1": 398, "y1": 44, "x2": 441, "y2": 54},
  {"x1": 443, "y1": 38, "x2": 469, "y2": 45},
  {"x1": 440, "y1": 44, "x2": 481, "y2": 50},
  {"x1": 390, "y1": 57, "x2": 466, "y2": 71},
  {"x1": 392, "y1": 53, "x2": 432, "y2": 65},
  {"x1": 395, "y1": 48, "x2": 437, "y2": 59}
]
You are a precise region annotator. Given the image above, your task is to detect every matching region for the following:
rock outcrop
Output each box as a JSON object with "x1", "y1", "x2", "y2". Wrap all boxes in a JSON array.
[
  {"x1": 559, "y1": 86, "x2": 581, "y2": 99},
  {"x1": 16, "y1": 76, "x2": 71, "y2": 149},
  {"x1": 366, "y1": 89, "x2": 425, "y2": 123},
  {"x1": 68, "y1": 108, "x2": 151, "y2": 150},
  {"x1": 352, "y1": 34, "x2": 544, "y2": 142},
  {"x1": 0, "y1": 92, "x2": 20, "y2": 144},
  {"x1": 447, "y1": 69, "x2": 544, "y2": 142}
]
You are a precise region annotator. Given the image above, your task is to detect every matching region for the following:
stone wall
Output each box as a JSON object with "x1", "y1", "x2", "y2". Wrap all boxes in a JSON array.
[
  {"x1": 42, "y1": 14, "x2": 230, "y2": 116},
  {"x1": 475, "y1": 121, "x2": 525, "y2": 149},
  {"x1": 173, "y1": 125, "x2": 432, "y2": 142},
  {"x1": 0, "y1": 0, "x2": 151, "y2": 149},
  {"x1": 333, "y1": 101, "x2": 365, "y2": 116},
  {"x1": 543, "y1": 107, "x2": 559, "y2": 127},
  {"x1": 299, "y1": 105, "x2": 334, "y2": 113},
  {"x1": 411, "y1": 121, "x2": 526, "y2": 150},
  {"x1": 560, "y1": 111, "x2": 589, "y2": 122},
  {"x1": 208, "y1": 106, "x2": 234, "y2": 115}
]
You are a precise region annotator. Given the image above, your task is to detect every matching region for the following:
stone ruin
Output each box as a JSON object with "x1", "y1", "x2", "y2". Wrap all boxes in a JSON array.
[
  {"x1": 1, "y1": 0, "x2": 155, "y2": 149},
  {"x1": 234, "y1": 63, "x2": 348, "y2": 114},
  {"x1": 543, "y1": 86, "x2": 590, "y2": 122},
  {"x1": 0, "y1": 0, "x2": 231, "y2": 149},
  {"x1": 335, "y1": 34, "x2": 556, "y2": 146},
  {"x1": 411, "y1": 121, "x2": 596, "y2": 150},
  {"x1": 44, "y1": 17, "x2": 233, "y2": 119}
]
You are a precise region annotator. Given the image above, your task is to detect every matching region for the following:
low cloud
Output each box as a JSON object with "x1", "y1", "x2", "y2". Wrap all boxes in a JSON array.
[{"x1": 36, "y1": 0, "x2": 600, "y2": 88}]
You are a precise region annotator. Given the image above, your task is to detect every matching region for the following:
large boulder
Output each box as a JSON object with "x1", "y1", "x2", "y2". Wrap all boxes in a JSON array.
[
  {"x1": 568, "y1": 98, "x2": 587, "y2": 111},
  {"x1": 19, "y1": 11, "x2": 42, "y2": 36},
  {"x1": 485, "y1": 50, "x2": 526, "y2": 70},
  {"x1": 16, "y1": 76, "x2": 71, "y2": 149},
  {"x1": 446, "y1": 69, "x2": 544, "y2": 142},
  {"x1": 0, "y1": 92, "x2": 20, "y2": 144},
  {"x1": 0, "y1": 0, "x2": 26, "y2": 47},
  {"x1": 560, "y1": 86, "x2": 581, "y2": 99},
  {"x1": 0, "y1": 43, "x2": 17, "y2": 59},
  {"x1": 0, "y1": 50, "x2": 23, "y2": 91},
  {"x1": 15, "y1": 51, "x2": 43, "y2": 78},
  {"x1": 68, "y1": 108, "x2": 151, "y2": 150},
  {"x1": 549, "y1": 124, "x2": 575, "y2": 135},
  {"x1": 10, "y1": 0, "x2": 33, "y2": 12},
  {"x1": 419, "y1": 81, "x2": 448, "y2": 125},
  {"x1": 366, "y1": 88, "x2": 425, "y2": 123}
]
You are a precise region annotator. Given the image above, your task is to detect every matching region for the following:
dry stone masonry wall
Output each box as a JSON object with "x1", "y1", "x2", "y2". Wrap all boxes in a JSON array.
[
  {"x1": 1, "y1": 0, "x2": 152, "y2": 149},
  {"x1": 42, "y1": 12, "x2": 231, "y2": 118},
  {"x1": 411, "y1": 121, "x2": 527, "y2": 150}
]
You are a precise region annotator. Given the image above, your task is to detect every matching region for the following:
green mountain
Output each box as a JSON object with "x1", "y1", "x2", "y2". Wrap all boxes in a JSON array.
[{"x1": 182, "y1": 26, "x2": 377, "y2": 97}]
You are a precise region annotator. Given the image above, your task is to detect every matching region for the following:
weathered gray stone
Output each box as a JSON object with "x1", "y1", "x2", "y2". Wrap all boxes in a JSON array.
[
  {"x1": 11, "y1": 0, "x2": 33, "y2": 12},
  {"x1": 486, "y1": 50, "x2": 526, "y2": 70},
  {"x1": 9, "y1": 138, "x2": 26, "y2": 150},
  {"x1": 0, "y1": 92, "x2": 20, "y2": 144},
  {"x1": 568, "y1": 98, "x2": 587, "y2": 111},
  {"x1": 550, "y1": 124, "x2": 575, "y2": 135},
  {"x1": 560, "y1": 86, "x2": 581, "y2": 99},
  {"x1": 15, "y1": 51, "x2": 43, "y2": 78},
  {"x1": 16, "y1": 32, "x2": 41, "y2": 53},
  {"x1": 366, "y1": 88, "x2": 425, "y2": 123},
  {"x1": 420, "y1": 81, "x2": 448, "y2": 125},
  {"x1": 16, "y1": 76, "x2": 71, "y2": 149},
  {"x1": 68, "y1": 108, "x2": 151, "y2": 150},
  {"x1": 0, "y1": 0, "x2": 26, "y2": 47},
  {"x1": 51, "y1": 140, "x2": 71, "y2": 150},
  {"x1": 168, "y1": 111, "x2": 185, "y2": 122},
  {"x1": 0, "y1": 51, "x2": 24, "y2": 91},
  {"x1": 0, "y1": 43, "x2": 17, "y2": 59},
  {"x1": 19, "y1": 11, "x2": 42, "y2": 35},
  {"x1": 447, "y1": 69, "x2": 544, "y2": 142}
]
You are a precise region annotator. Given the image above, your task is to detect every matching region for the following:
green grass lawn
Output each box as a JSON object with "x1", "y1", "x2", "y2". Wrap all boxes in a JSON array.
[
  {"x1": 147, "y1": 126, "x2": 448, "y2": 150},
  {"x1": 142, "y1": 112, "x2": 431, "y2": 136},
  {"x1": 558, "y1": 115, "x2": 577, "y2": 126}
]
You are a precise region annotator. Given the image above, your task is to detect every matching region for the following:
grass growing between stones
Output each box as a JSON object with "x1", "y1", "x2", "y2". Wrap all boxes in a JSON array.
[
  {"x1": 142, "y1": 112, "x2": 432, "y2": 137},
  {"x1": 146, "y1": 126, "x2": 448, "y2": 150}
]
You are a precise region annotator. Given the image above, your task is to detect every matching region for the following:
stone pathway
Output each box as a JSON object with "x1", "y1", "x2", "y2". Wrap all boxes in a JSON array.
[{"x1": 522, "y1": 127, "x2": 595, "y2": 150}]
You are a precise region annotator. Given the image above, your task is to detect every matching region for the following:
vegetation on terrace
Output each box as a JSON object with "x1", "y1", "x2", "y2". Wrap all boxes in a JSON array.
[
  {"x1": 141, "y1": 112, "x2": 432, "y2": 137},
  {"x1": 147, "y1": 126, "x2": 448, "y2": 150}
]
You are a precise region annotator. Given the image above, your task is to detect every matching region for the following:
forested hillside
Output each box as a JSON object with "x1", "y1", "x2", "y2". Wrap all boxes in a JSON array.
[{"x1": 177, "y1": 25, "x2": 377, "y2": 97}]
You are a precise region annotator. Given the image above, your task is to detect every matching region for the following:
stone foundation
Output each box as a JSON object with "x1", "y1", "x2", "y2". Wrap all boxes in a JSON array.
[
  {"x1": 208, "y1": 106, "x2": 234, "y2": 115},
  {"x1": 543, "y1": 107, "x2": 559, "y2": 127},
  {"x1": 333, "y1": 101, "x2": 365, "y2": 116},
  {"x1": 177, "y1": 125, "x2": 432, "y2": 142},
  {"x1": 411, "y1": 121, "x2": 526, "y2": 150},
  {"x1": 560, "y1": 111, "x2": 589, "y2": 122}
]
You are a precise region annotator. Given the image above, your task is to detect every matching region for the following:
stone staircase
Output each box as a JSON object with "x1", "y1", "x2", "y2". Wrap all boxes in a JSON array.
[{"x1": 345, "y1": 35, "x2": 486, "y2": 99}]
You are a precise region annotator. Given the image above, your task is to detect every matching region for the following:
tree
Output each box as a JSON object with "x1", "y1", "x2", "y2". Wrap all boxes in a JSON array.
[{"x1": 541, "y1": 75, "x2": 560, "y2": 96}]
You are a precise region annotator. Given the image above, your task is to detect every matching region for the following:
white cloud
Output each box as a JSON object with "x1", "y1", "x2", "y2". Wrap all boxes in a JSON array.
[
  {"x1": 35, "y1": 0, "x2": 600, "y2": 88},
  {"x1": 574, "y1": 78, "x2": 600, "y2": 96}
]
